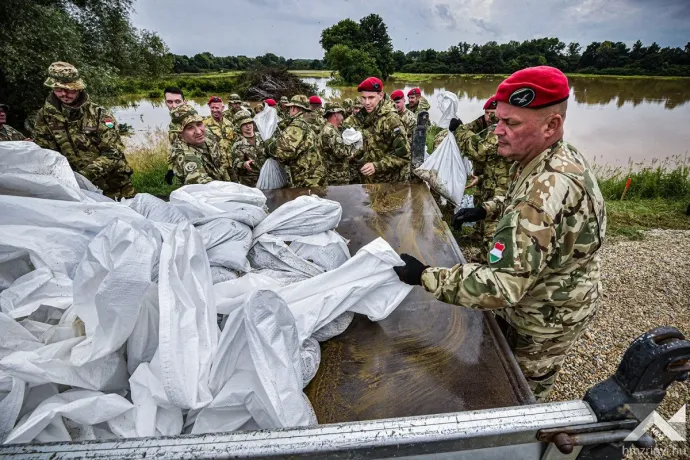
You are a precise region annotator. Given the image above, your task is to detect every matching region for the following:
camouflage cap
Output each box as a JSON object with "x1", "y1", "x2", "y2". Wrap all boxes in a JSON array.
[
  {"x1": 285, "y1": 95, "x2": 311, "y2": 111},
  {"x1": 342, "y1": 98, "x2": 353, "y2": 110},
  {"x1": 323, "y1": 102, "x2": 345, "y2": 117},
  {"x1": 353, "y1": 97, "x2": 364, "y2": 108},
  {"x1": 170, "y1": 103, "x2": 203, "y2": 129},
  {"x1": 233, "y1": 109, "x2": 253, "y2": 127},
  {"x1": 280, "y1": 96, "x2": 289, "y2": 104},
  {"x1": 228, "y1": 93, "x2": 242, "y2": 103},
  {"x1": 44, "y1": 61, "x2": 86, "y2": 91}
]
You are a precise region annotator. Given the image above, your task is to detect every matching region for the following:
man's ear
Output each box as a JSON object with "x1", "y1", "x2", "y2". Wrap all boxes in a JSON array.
[{"x1": 544, "y1": 113, "x2": 563, "y2": 137}]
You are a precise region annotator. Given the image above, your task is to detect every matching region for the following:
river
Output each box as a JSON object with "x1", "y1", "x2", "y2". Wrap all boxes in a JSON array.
[{"x1": 112, "y1": 75, "x2": 690, "y2": 167}]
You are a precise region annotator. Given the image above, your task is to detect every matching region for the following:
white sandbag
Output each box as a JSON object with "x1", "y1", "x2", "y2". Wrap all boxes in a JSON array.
[
  {"x1": 126, "y1": 194, "x2": 189, "y2": 224},
  {"x1": 253, "y1": 106, "x2": 279, "y2": 140},
  {"x1": 155, "y1": 222, "x2": 217, "y2": 410},
  {"x1": 436, "y1": 91, "x2": 462, "y2": 129},
  {"x1": 299, "y1": 337, "x2": 320, "y2": 388},
  {"x1": 129, "y1": 360, "x2": 183, "y2": 437},
  {"x1": 195, "y1": 218, "x2": 252, "y2": 273},
  {"x1": 256, "y1": 158, "x2": 289, "y2": 190},
  {"x1": 214, "y1": 273, "x2": 280, "y2": 315},
  {"x1": 70, "y1": 220, "x2": 160, "y2": 366},
  {"x1": 18, "y1": 320, "x2": 52, "y2": 340},
  {"x1": 248, "y1": 235, "x2": 324, "y2": 278},
  {"x1": 289, "y1": 231, "x2": 351, "y2": 272},
  {"x1": 0, "y1": 337, "x2": 128, "y2": 391},
  {"x1": 73, "y1": 172, "x2": 100, "y2": 193},
  {"x1": 126, "y1": 285, "x2": 160, "y2": 375},
  {"x1": 198, "y1": 290, "x2": 311, "y2": 433},
  {"x1": 0, "y1": 142, "x2": 85, "y2": 201},
  {"x1": 251, "y1": 269, "x2": 310, "y2": 287},
  {"x1": 0, "y1": 373, "x2": 26, "y2": 443},
  {"x1": 0, "y1": 268, "x2": 72, "y2": 320},
  {"x1": 414, "y1": 133, "x2": 469, "y2": 208},
  {"x1": 0, "y1": 251, "x2": 33, "y2": 292},
  {"x1": 210, "y1": 266, "x2": 239, "y2": 285},
  {"x1": 4, "y1": 390, "x2": 135, "y2": 444},
  {"x1": 0, "y1": 312, "x2": 47, "y2": 359},
  {"x1": 169, "y1": 182, "x2": 266, "y2": 218},
  {"x1": 37, "y1": 306, "x2": 84, "y2": 345},
  {"x1": 311, "y1": 311, "x2": 355, "y2": 342},
  {"x1": 342, "y1": 128, "x2": 363, "y2": 150},
  {"x1": 252, "y1": 195, "x2": 342, "y2": 240},
  {"x1": 277, "y1": 237, "x2": 413, "y2": 344}
]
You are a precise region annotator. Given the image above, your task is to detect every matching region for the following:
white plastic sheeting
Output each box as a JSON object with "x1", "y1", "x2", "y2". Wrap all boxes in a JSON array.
[
  {"x1": 0, "y1": 146, "x2": 413, "y2": 444},
  {"x1": 436, "y1": 91, "x2": 462, "y2": 129},
  {"x1": 414, "y1": 133, "x2": 471, "y2": 208},
  {"x1": 254, "y1": 106, "x2": 279, "y2": 140},
  {"x1": 342, "y1": 128, "x2": 363, "y2": 150}
]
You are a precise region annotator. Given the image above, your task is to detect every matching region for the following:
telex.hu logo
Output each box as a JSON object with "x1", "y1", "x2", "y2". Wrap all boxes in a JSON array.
[{"x1": 625, "y1": 405, "x2": 686, "y2": 442}]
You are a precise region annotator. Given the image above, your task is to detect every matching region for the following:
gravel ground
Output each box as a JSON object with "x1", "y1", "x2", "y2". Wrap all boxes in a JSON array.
[{"x1": 547, "y1": 230, "x2": 690, "y2": 459}]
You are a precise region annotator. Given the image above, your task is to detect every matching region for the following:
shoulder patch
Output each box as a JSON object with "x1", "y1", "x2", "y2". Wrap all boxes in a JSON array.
[{"x1": 103, "y1": 118, "x2": 115, "y2": 129}]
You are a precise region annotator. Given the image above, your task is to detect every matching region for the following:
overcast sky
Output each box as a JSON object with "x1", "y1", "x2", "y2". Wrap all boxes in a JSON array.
[{"x1": 131, "y1": 0, "x2": 690, "y2": 58}]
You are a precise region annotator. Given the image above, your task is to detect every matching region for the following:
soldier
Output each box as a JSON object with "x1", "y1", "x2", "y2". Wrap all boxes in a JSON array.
[
  {"x1": 33, "y1": 62, "x2": 135, "y2": 199},
  {"x1": 279, "y1": 96, "x2": 289, "y2": 117},
  {"x1": 231, "y1": 109, "x2": 267, "y2": 187},
  {"x1": 406, "y1": 87, "x2": 431, "y2": 114},
  {"x1": 351, "y1": 77, "x2": 410, "y2": 183},
  {"x1": 305, "y1": 95, "x2": 326, "y2": 134},
  {"x1": 163, "y1": 87, "x2": 186, "y2": 184},
  {"x1": 241, "y1": 101, "x2": 256, "y2": 117},
  {"x1": 224, "y1": 93, "x2": 243, "y2": 121},
  {"x1": 448, "y1": 96, "x2": 497, "y2": 138},
  {"x1": 391, "y1": 90, "x2": 416, "y2": 147},
  {"x1": 272, "y1": 95, "x2": 326, "y2": 188},
  {"x1": 203, "y1": 96, "x2": 235, "y2": 152},
  {"x1": 0, "y1": 104, "x2": 27, "y2": 141},
  {"x1": 394, "y1": 66, "x2": 607, "y2": 402},
  {"x1": 353, "y1": 97, "x2": 363, "y2": 115},
  {"x1": 321, "y1": 102, "x2": 350, "y2": 185},
  {"x1": 342, "y1": 98, "x2": 354, "y2": 117},
  {"x1": 169, "y1": 104, "x2": 232, "y2": 185}
]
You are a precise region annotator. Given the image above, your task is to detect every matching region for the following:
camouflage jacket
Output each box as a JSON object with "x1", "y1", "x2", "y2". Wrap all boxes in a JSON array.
[
  {"x1": 342, "y1": 114, "x2": 362, "y2": 130},
  {"x1": 321, "y1": 123, "x2": 350, "y2": 185},
  {"x1": 456, "y1": 125, "x2": 513, "y2": 203},
  {"x1": 167, "y1": 119, "x2": 182, "y2": 169},
  {"x1": 203, "y1": 115, "x2": 236, "y2": 152},
  {"x1": 0, "y1": 124, "x2": 25, "y2": 141},
  {"x1": 463, "y1": 114, "x2": 488, "y2": 135},
  {"x1": 33, "y1": 92, "x2": 134, "y2": 197},
  {"x1": 223, "y1": 106, "x2": 243, "y2": 121},
  {"x1": 399, "y1": 109, "x2": 416, "y2": 146},
  {"x1": 171, "y1": 137, "x2": 232, "y2": 185},
  {"x1": 231, "y1": 132, "x2": 266, "y2": 187},
  {"x1": 304, "y1": 110, "x2": 326, "y2": 135},
  {"x1": 407, "y1": 96, "x2": 431, "y2": 114},
  {"x1": 272, "y1": 113, "x2": 326, "y2": 188},
  {"x1": 421, "y1": 140, "x2": 607, "y2": 339},
  {"x1": 353, "y1": 98, "x2": 410, "y2": 183}
]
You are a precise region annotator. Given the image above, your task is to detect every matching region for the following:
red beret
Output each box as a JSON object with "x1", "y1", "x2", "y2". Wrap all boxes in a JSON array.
[
  {"x1": 390, "y1": 89, "x2": 405, "y2": 101},
  {"x1": 357, "y1": 77, "x2": 384, "y2": 93},
  {"x1": 208, "y1": 96, "x2": 223, "y2": 104},
  {"x1": 495, "y1": 66, "x2": 570, "y2": 109},
  {"x1": 483, "y1": 96, "x2": 497, "y2": 110},
  {"x1": 407, "y1": 87, "x2": 421, "y2": 96},
  {"x1": 308, "y1": 96, "x2": 323, "y2": 105},
  {"x1": 264, "y1": 98, "x2": 277, "y2": 107}
]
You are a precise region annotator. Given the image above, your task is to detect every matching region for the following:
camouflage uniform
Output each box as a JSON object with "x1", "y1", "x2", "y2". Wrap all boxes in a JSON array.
[
  {"x1": 272, "y1": 95, "x2": 326, "y2": 188},
  {"x1": 398, "y1": 108, "x2": 416, "y2": 146},
  {"x1": 33, "y1": 62, "x2": 134, "y2": 199},
  {"x1": 433, "y1": 114, "x2": 489, "y2": 150},
  {"x1": 407, "y1": 96, "x2": 431, "y2": 114},
  {"x1": 223, "y1": 93, "x2": 244, "y2": 122},
  {"x1": 342, "y1": 98, "x2": 354, "y2": 117},
  {"x1": 0, "y1": 124, "x2": 25, "y2": 141},
  {"x1": 321, "y1": 102, "x2": 350, "y2": 185},
  {"x1": 304, "y1": 109, "x2": 326, "y2": 135},
  {"x1": 203, "y1": 115, "x2": 235, "y2": 152},
  {"x1": 352, "y1": 95, "x2": 410, "y2": 183},
  {"x1": 231, "y1": 110, "x2": 266, "y2": 187},
  {"x1": 421, "y1": 140, "x2": 607, "y2": 400}
]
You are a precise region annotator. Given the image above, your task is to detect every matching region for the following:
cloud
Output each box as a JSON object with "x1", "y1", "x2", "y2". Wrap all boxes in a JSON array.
[{"x1": 130, "y1": 0, "x2": 688, "y2": 58}]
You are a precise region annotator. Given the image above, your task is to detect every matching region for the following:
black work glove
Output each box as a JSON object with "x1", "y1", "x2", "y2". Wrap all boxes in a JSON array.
[
  {"x1": 164, "y1": 169, "x2": 175, "y2": 185},
  {"x1": 449, "y1": 118, "x2": 462, "y2": 132},
  {"x1": 452, "y1": 206, "x2": 487, "y2": 230},
  {"x1": 394, "y1": 254, "x2": 429, "y2": 286}
]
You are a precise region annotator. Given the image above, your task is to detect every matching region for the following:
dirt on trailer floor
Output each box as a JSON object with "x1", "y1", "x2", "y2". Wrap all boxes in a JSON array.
[{"x1": 546, "y1": 229, "x2": 690, "y2": 460}]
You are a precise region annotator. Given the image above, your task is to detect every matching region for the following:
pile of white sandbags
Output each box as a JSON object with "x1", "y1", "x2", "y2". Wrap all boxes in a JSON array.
[{"x1": 0, "y1": 142, "x2": 413, "y2": 444}]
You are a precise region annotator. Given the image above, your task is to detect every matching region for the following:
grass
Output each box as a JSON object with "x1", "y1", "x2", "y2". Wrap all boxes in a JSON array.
[{"x1": 126, "y1": 130, "x2": 179, "y2": 197}]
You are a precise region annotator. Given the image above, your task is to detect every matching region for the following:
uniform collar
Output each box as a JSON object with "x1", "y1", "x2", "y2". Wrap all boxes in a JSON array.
[{"x1": 511, "y1": 140, "x2": 564, "y2": 191}]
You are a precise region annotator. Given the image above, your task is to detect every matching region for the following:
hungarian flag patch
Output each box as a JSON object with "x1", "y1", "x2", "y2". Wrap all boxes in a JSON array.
[
  {"x1": 489, "y1": 242, "x2": 505, "y2": 264},
  {"x1": 104, "y1": 118, "x2": 114, "y2": 129}
]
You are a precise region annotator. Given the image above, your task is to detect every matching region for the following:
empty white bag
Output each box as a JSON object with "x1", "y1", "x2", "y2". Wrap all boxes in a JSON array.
[
  {"x1": 252, "y1": 195, "x2": 342, "y2": 240},
  {"x1": 413, "y1": 133, "x2": 470, "y2": 208},
  {"x1": 253, "y1": 106, "x2": 279, "y2": 140}
]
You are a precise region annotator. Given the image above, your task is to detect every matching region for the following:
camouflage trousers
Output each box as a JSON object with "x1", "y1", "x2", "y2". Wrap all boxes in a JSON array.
[
  {"x1": 495, "y1": 313, "x2": 594, "y2": 401},
  {"x1": 86, "y1": 162, "x2": 136, "y2": 200}
]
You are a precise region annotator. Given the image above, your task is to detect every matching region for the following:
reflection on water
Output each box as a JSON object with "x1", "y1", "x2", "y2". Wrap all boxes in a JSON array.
[{"x1": 113, "y1": 76, "x2": 690, "y2": 166}]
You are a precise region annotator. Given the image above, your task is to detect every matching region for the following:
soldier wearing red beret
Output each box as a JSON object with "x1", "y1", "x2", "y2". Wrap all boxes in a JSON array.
[
  {"x1": 348, "y1": 77, "x2": 410, "y2": 184},
  {"x1": 394, "y1": 66, "x2": 607, "y2": 402},
  {"x1": 391, "y1": 89, "x2": 415, "y2": 147},
  {"x1": 406, "y1": 87, "x2": 430, "y2": 115},
  {"x1": 305, "y1": 95, "x2": 326, "y2": 134}
]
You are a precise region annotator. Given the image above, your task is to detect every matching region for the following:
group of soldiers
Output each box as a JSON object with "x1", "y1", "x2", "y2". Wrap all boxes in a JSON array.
[{"x1": 1, "y1": 61, "x2": 608, "y2": 402}]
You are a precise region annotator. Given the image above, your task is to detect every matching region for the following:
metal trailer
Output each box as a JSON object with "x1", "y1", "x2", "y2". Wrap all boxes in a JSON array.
[{"x1": 2, "y1": 182, "x2": 688, "y2": 459}]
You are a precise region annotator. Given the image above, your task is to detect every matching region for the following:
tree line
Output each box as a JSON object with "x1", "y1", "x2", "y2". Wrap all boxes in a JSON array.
[
  {"x1": 172, "y1": 53, "x2": 326, "y2": 73},
  {"x1": 0, "y1": 0, "x2": 172, "y2": 126}
]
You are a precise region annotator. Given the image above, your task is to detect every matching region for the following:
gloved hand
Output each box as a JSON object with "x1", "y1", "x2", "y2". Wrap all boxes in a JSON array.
[
  {"x1": 164, "y1": 169, "x2": 175, "y2": 185},
  {"x1": 452, "y1": 206, "x2": 487, "y2": 230},
  {"x1": 394, "y1": 254, "x2": 429, "y2": 286},
  {"x1": 449, "y1": 118, "x2": 462, "y2": 132}
]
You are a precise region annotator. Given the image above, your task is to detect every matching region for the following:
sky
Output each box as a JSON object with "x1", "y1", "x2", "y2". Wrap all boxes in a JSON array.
[{"x1": 131, "y1": 0, "x2": 690, "y2": 59}]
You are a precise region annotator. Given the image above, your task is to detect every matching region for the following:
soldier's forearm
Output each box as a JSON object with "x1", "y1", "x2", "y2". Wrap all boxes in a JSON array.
[
  {"x1": 421, "y1": 265, "x2": 515, "y2": 310},
  {"x1": 482, "y1": 196, "x2": 505, "y2": 219}
]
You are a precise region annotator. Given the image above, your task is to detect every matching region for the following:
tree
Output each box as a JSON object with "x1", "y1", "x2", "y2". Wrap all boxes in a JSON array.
[
  {"x1": 325, "y1": 45, "x2": 380, "y2": 84},
  {"x1": 0, "y1": 0, "x2": 171, "y2": 127},
  {"x1": 320, "y1": 19, "x2": 361, "y2": 53}
]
